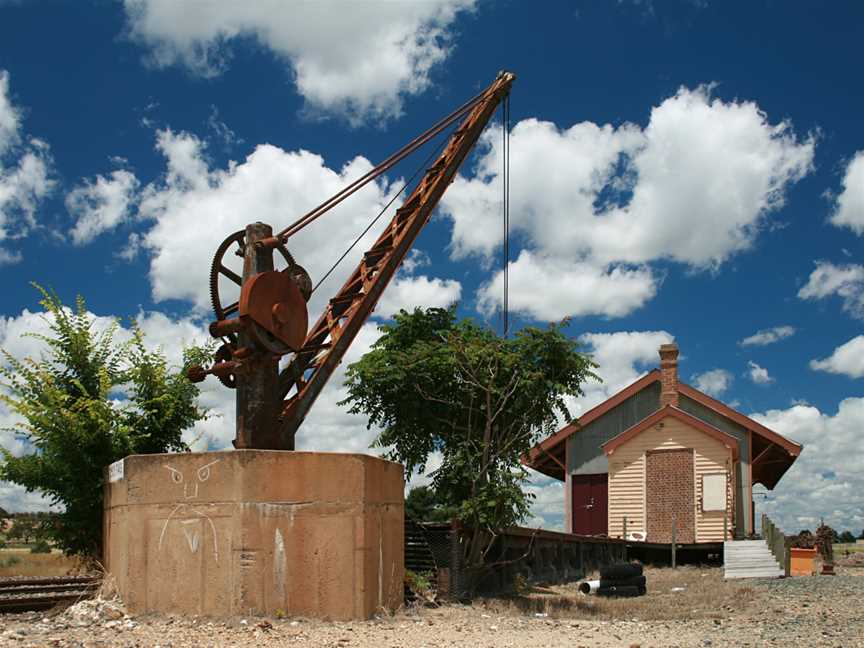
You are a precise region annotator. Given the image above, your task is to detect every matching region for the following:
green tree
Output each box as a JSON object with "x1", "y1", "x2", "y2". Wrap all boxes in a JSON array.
[
  {"x1": 792, "y1": 529, "x2": 815, "y2": 549},
  {"x1": 405, "y1": 485, "x2": 457, "y2": 523},
  {"x1": 342, "y1": 307, "x2": 596, "y2": 593},
  {"x1": 838, "y1": 530, "x2": 856, "y2": 544},
  {"x1": 8, "y1": 516, "x2": 36, "y2": 543},
  {"x1": 0, "y1": 286, "x2": 210, "y2": 560}
]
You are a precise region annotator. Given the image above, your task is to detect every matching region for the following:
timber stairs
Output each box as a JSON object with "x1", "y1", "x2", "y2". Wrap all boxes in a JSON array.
[{"x1": 723, "y1": 540, "x2": 784, "y2": 579}]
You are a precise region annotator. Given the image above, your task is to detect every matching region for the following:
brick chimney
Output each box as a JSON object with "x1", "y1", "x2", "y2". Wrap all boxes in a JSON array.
[{"x1": 659, "y1": 343, "x2": 679, "y2": 408}]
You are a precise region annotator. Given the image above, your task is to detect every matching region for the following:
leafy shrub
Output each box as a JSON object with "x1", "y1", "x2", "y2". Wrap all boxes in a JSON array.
[
  {"x1": 791, "y1": 530, "x2": 815, "y2": 548},
  {"x1": 0, "y1": 286, "x2": 211, "y2": 560},
  {"x1": 0, "y1": 554, "x2": 21, "y2": 568},
  {"x1": 30, "y1": 539, "x2": 52, "y2": 554},
  {"x1": 405, "y1": 569, "x2": 436, "y2": 604}
]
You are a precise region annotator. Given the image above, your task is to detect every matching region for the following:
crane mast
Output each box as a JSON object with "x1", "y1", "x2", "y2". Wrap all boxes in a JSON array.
[{"x1": 191, "y1": 71, "x2": 515, "y2": 450}]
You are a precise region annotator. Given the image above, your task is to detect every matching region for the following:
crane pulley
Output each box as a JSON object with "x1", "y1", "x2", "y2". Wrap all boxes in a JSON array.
[{"x1": 188, "y1": 71, "x2": 516, "y2": 450}]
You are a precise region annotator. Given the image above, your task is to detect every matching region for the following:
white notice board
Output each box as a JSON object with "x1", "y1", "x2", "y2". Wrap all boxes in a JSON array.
[{"x1": 702, "y1": 473, "x2": 726, "y2": 511}]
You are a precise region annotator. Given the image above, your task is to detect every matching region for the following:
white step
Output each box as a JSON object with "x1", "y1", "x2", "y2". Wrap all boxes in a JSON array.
[
  {"x1": 725, "y1": 570, "x2": 785, "y2": 579},
  {"x1": 724, "y1": 562, "x2": 782, "y2": 569},
  {"x1": 723, "y1": 539, "x2": 783, "y2": 580}
]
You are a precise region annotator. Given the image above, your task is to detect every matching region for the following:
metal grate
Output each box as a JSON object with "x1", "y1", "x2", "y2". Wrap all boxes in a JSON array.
[{"x1": 404, "y1": 517, "x2": 438, "y2": 575}]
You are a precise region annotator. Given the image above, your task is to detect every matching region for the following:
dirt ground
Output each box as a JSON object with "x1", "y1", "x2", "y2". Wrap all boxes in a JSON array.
[{"x1": 1, "y1": 565, "x2": 862, "y2": 647}]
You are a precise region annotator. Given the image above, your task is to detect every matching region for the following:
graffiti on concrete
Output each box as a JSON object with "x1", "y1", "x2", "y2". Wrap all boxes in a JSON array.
[{"x1": 158, "y1": 459, "x2": 221, "y2": 562}]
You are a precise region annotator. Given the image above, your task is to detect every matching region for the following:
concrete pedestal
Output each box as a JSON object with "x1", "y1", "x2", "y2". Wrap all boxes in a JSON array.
[{"x1": 104, "y1": 451, "x2": 404, "y2": 619}]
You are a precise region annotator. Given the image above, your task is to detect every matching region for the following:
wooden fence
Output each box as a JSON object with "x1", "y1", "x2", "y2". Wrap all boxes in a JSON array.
[
  {"x1": 761, "y1": 513, "x2": 791, "y2": 576},
  {"x1": 410, "y1": 522, "x2": 627, "y2": 599}
]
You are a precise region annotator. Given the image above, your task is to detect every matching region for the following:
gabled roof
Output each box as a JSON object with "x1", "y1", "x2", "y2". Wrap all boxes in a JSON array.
[
  {"x1": 601, "y1": 405, "x2": 740, "y2": 460},
  {"x1": 677, "y1": 383, "x2": 801, "y2": 456},
  {"x1": 524, "y1": 369, "x2": 802, "y2": 485},
  {"x1": 523, "y1": 370, "x2": 661, "y2": 479}
]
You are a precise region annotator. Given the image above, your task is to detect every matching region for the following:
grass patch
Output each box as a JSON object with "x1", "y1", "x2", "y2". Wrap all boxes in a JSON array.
[
  {"x1": 835, "y1": 543, "x2": 864, "y2": 554},
  {"x1": 0, "y1": 548, "x2": 83, "y2": 577},
  {"x1": 478, "y1": 566, "x2": 757, "y2": 621}
]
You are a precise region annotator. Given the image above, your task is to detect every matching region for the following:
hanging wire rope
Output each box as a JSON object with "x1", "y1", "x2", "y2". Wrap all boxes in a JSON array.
[
  {"x1": 501, "y1": 94, "x2": 511, "y2": 337},
  {"x1": 310, "y1": 125, "x2": 456, "y2": 296}
]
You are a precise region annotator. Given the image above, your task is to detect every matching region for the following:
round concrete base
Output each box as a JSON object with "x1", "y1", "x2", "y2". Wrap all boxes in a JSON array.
[{"x1": 104, "y1": 450, "x2": 404, "y2": 619}]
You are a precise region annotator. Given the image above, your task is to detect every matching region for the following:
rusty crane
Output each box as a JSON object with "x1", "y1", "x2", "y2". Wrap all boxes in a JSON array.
[{"x1": 188, "y1": 71, "x2": 515, "y2": 450}]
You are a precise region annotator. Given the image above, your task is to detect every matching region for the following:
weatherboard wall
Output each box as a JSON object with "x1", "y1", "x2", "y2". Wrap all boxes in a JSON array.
[
  {"x1": 678, "y1": 394, "x2": 751, "y2": 536},
  {"x1": 606, "y1": 417, "x2": 734, "y2": 543},
  {"x1": 566, "y1": 382, "x2": 661, "y2": 476}
]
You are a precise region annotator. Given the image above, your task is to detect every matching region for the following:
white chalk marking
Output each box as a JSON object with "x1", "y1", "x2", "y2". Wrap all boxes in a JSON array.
[
  {"x1": 181, "y1": 520, "x2": 200, "y2": 554},
  {"x1": 274, "y1": 528, "x2": 286, "y2": 606},
  {"x1": 158, "y1": 503, "x2": 185, "y2": 552}
]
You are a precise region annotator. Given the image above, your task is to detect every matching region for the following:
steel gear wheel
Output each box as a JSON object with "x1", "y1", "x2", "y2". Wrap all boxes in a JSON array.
[{"x1": 209, "y1": 229, "x2": 312, "y2": 356}]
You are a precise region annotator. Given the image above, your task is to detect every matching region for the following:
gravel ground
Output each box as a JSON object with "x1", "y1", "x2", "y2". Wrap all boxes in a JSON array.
[{"x1": 1, "y1": 568, "x2": 861, "y2": 648}]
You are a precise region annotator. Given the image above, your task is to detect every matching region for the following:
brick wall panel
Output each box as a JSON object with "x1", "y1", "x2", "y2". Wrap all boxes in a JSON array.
[{"x1": 646, "y1": 449, "x2": 695, "y2": 543}]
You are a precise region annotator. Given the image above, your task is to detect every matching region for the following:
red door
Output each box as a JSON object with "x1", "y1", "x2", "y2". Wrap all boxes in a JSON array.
[{"x1": 571, "y1": 474, "x2": 608, "y2": 536}]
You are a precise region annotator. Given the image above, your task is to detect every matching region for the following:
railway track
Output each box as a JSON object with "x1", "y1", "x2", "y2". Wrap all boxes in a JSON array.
[{"x1": 0, "y1": 575, "x2": 101, "y2": 613}]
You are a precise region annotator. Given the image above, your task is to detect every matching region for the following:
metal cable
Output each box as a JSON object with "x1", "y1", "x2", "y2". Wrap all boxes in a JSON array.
[
  {"x1": 502, "y1": 94, "x2": 511, "y2": 338},
  {"x1": 276, "y1": 86, "x2": 497, "y2": 241},
  {"x1": 310, "y1": 126, "x2": 455, "y2": 295}
]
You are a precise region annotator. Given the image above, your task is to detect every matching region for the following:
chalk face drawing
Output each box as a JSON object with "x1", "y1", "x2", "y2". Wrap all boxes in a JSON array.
[{"x1": 158, "y1": 459, "x2": 221, "y2": 562}]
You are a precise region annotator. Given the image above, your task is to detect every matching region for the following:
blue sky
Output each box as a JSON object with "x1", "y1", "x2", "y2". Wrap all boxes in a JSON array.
[{"x1": 0, "y1": 1, "x2": 862, "y2": 535}]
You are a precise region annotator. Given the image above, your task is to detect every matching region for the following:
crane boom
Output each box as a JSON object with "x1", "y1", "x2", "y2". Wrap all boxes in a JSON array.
[{"x1": 277, "y1": 71, "x2": 515, "y2": 446}]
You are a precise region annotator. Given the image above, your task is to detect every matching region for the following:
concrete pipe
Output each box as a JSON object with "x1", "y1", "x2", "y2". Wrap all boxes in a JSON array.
[{"x1": 578, "y1": 580, "x2": 600, "y2": 595}]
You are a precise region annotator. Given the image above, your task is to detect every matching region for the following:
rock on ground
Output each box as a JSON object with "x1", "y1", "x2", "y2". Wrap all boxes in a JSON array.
[{"x1": 0, "y1": 568, "x2": 861, "y2": 647}]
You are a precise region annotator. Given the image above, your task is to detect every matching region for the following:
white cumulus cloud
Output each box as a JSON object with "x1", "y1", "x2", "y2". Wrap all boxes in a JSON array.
[
  {"x1": 798, "y1": 261, "x2": 864, "y2": 319},
  {"x1": 739, "y1": 325, "x2": 796, "y2": 347},
  {"x1": 575, "y1": 330, "x2": 674, "y2": 415},
  {"x1": 135, "y1": 128, "x2": 395, "y2": 319},
  {"x1": 829, "y1": 151, "x2": 864, "y2": 235},
  {"x1": 375, "y1": 273, "x2": 461, "y2": 320},
  {"x1": 476, "y1": 251, "x2": 657, "y2": 321},
  {"x1": 441, "y1": 86, "x2": 815, "y2": 321},
  {"x1": 692, "y1": 368, "x2": 732, "y2": 396},
  {"x1": 810, "y1": 335, "x2": 864, "y2": 379},
  {"x1": 747, "y1": 360, "x2": 773, "y2": 385},
  {"x1": 123, "y1": 0, "x2": 475, "y2": 124},
  {"x1": 66, "y1": 169, "x2": 140, "y2": 245},
  {"x1": 131, "y1": 127, "x2": 471, "y2": 336},
  {"x1": 751, "y1": 399, "x2": 864, "y2": 534},
  {"x1": 524, "y1": 470, "x2": 566, "y2": 531},
  {"x1": 0, "y1": 70, "x2": 54, "y2": 263}
]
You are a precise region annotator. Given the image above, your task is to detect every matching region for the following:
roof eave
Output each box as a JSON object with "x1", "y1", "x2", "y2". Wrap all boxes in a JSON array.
[
  {"x1": 524, "y1": 370, "x2": 661, "y2": 470},
  {"x1": 602, "y1": 405, "x2": 740, "y2": 460},
  {"x1": 678, "y1": 382, "x2": 802, "y2": 455}
]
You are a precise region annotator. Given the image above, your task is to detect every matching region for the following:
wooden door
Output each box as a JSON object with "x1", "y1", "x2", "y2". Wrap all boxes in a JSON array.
[
  {"x1": 646, "y1": 449, "x2": 695, "y2": 543},
  {"x1": 571, "y1": 474, "x2": 608, "y2": 536}
]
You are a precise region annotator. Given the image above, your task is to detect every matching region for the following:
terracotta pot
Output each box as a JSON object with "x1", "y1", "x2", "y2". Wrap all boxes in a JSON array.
[{"x1": 790, "y1": 547, "x2": 817, "y2": 576}]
